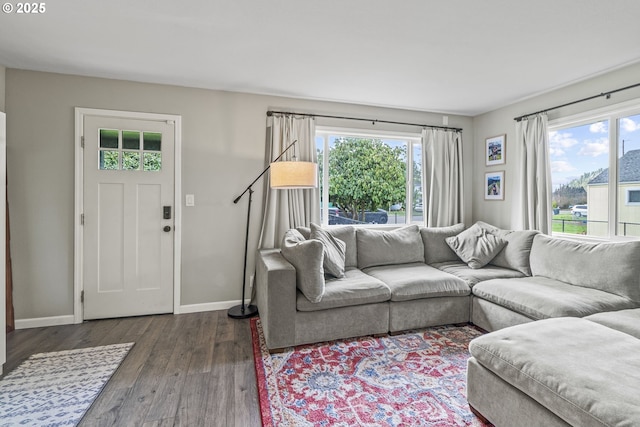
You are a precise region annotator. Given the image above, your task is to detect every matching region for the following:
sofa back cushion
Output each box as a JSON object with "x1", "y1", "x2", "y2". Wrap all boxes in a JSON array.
[
  {"x1": 421, "y1": 223, "x2": 465, "y2": 264},
  {"x1": 297, "y1": 225, "x2": 358, "y2": 268},
  {"x1": 490, "y1": 230, "x2": 538, "y2": 275},
  {"x1": 530, "y1": 234, "x2": 640, "y2": 302},
  {"x1": 356, "y1": 225, "x2": 424, "y2": 269}
]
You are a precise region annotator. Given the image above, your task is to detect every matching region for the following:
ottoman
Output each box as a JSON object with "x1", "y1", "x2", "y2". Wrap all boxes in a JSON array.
[{"x1": 467, "y1": 317, "x2": 640, "y2": 427}]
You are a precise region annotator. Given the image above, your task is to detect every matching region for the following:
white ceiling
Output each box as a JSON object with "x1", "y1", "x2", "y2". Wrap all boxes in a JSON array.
[{"x1": 1, "y1": 0, "x2": 640, "y2": 116}]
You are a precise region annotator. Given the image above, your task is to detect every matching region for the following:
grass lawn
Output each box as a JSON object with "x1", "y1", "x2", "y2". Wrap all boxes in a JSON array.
[{"x1": 552, "y1": 214, "x2": 587, "y2": 234}]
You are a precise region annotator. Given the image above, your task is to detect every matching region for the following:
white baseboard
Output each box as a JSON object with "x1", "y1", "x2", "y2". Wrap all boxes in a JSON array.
[
  {"x1": 14, "y1": 300, "x2": 252, "y2": 329},
  {"x1": 15, "y1": 315, "x2": 76, "y2": 330},
  {"x1": 178, "y1": 299, "x2": 251, "y2": 314}
]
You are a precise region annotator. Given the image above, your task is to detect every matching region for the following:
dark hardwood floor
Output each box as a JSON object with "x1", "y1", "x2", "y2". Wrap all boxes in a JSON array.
[{"x1": 2, "y1": 310, "x2": 262, "y2": 427}]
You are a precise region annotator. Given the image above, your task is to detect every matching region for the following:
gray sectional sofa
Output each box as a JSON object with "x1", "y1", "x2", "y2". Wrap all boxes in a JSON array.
[
  {"x1": 256, "y1": 220, "x2": 640, "y2": 349},
  {"x1": 256, "y1": 221, "x2": 519, "y2": 350},
  {"x1": 255, "y1": 221, "x2": 640, "y2": 426}
]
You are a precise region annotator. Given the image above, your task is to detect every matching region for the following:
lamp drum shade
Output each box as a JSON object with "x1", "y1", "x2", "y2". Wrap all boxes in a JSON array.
[{"x1": 270, "y1": 161, "x2": 318, "y2": 189}]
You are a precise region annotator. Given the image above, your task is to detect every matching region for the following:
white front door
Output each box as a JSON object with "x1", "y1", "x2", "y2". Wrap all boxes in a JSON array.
[{"x1": 82, "y1": 115, "x2": 175, "y2": 320}]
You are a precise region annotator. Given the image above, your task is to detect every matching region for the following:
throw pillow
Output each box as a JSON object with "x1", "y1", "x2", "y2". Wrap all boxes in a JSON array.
[
  {"x1": 280, "y1": 229, "x2": 326, "y2": 303},
  {"x1": 473, "y1": 221, "x2": 538, "y2": 275},
  {"x1": 310, "y1": 223, "x2": 346, "y2": 278},
  {"x1": 356, "y1": 225, "x2": 424, "y2": 269},
  {"x1": 298, "y1": 225, "x2": 357, "y2": 268},
  {"x1": 445, "y1": 223, "x2": 507, "y2": 269}
]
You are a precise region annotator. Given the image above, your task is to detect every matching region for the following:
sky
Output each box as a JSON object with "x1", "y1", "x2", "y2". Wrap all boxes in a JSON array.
[
  {"x1": 316, "y1": 118, "x2": 640, "y2": 193},
  {"x1": 549, "y1": 113, "x2": 640, "y2": 189}
]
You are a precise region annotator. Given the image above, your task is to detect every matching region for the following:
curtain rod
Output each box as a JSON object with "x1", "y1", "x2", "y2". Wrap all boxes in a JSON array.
[
  {"x1": 514, "y1": 82, "x2": 640, "y2": 122},
  {"x1": 267, "y1": 110, "x2": 463, "y2": 132}
]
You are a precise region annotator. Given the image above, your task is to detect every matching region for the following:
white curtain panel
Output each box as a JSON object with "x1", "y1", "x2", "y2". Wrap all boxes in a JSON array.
[
  {"x1": 258, "y1": 115, "x2": 320, "y2": 249},
  {"x1": 422, "y1": 128, "x2": 465, "y2": 227},
  {"x1": 516, "y1": 114, "x2": 552, "y2": 234}
]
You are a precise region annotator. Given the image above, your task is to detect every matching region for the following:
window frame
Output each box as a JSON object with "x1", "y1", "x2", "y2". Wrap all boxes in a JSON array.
[
  {"x1": 548, "y1": 98, "x2": 640, "y2": 241},
  {"x1": 315, "y1": 126, "x2": 422, "y2": 227}
]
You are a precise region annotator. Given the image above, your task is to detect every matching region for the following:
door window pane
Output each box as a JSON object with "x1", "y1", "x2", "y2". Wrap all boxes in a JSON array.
[
  {"x1": 122, "y1": 130, "x2": 140, "y2": 150},
  {"x1": 617, "y1": 114, "x2": 640, "y2": 237},
  {"x1": 99, "y1": 151, "x2": 119, "y2": 170},
  {"x1": 550, "y1": 120, "x2": 609, "y2": 237},
  {"x1": 123, "y1": 152, "x2": 140, "y2": 171},
  {"x1": 143, "y1": 152, "x2": 162, "y2": 171},
  {"x1": 144, "y1": 132, "x2": 162, "y2": 151},
  {"x1": 99, "y1": 129, "x2": 119, "y2": 149}
]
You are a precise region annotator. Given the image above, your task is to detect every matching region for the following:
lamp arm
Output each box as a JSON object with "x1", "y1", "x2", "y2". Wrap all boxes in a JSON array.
[{"x1": 232, "y1": 139, "x2": 298, "y2": 204}]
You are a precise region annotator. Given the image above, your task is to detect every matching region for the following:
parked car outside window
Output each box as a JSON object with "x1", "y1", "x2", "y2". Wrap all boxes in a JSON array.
[{"x1": 571, "y1": 205, "x2": 588, "y2": 217}]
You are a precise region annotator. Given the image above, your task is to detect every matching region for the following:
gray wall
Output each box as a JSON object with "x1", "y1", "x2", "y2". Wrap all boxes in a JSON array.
[
  {"x1": 472, "y1": 62, "x2": 640, "y2": 229},
  {"x1": 5, "y1": 69, "x2": 473, "y2": 320}
]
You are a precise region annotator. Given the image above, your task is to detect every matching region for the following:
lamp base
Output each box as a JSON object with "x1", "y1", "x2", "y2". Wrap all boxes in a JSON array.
[{"x1": 227, "y1": 304, "x2": 259, "y2": 319}]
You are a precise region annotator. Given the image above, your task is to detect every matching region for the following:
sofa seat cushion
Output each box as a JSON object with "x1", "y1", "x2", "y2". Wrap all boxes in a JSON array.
[
  {"x1": 473, "y1": 276, "x2": 637, "y2": 320},
  {"x1": 585, "y1": 308, "x2": 640, "y2": 339},
  {"x1": 296, "y1": 268, "x2": 391, "y2": 312},
  {"x1": 363, "y1": 262, "x2": 469, "y2": 302},
  {"x1": 432, "y1": 261, "x2": 525, "y2": 287},
  {"x1": 469, "y1": 318, "x2": 640, "y2": 427}
]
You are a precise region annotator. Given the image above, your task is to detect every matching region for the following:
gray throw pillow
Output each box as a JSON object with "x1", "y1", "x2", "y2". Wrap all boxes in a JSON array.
[
  {"x1": 280, "y1": 229, "x2": 325, "y2": 303},
  {"x1": 473, "y1": 221, "x2": 538, "y2": 275},
  {"x1": 445, "y1": 223, "x2": 507, "y2": 269},
  {"x1": 356, "y1": 225, "x2": 424, "y2": 269},
  {"x1": 298, "y1": 225, "x2": 357, "y2": 267},
  {"x1": 310, "y1": 223, "x2": 346, "y2": 278}
]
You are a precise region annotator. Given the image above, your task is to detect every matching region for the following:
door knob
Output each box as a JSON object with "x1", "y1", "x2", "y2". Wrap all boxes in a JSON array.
[{"x1": 163, "y1": 225, "x2": 171, "y2": 232}]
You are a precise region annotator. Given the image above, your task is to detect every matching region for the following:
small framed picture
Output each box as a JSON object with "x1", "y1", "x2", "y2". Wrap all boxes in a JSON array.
[
  {"x1": 486, "y1": 134, "x2": 506, "y2": 166},
  {"x1": 485, "y1": 171, "x2": 504, "y2": 200}
]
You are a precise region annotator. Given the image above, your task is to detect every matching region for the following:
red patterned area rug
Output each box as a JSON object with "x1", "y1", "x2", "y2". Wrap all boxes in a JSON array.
[{"x1": 251, "y1": 318, "x2": 491, "y2": 427}]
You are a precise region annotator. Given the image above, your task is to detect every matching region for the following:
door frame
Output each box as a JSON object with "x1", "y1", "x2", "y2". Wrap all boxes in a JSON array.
[{"x1": 74, "y1": 108, "x2": 182, "y2": 323}]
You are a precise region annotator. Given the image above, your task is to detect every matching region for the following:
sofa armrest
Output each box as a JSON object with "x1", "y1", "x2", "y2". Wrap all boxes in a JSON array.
[{"x1": 255, "y1": 249, "x2": 297, "y2": 349}]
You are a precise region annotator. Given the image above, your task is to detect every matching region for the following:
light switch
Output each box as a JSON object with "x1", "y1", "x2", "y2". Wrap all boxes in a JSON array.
[{"x1": 186, "y1": 194, "x2": 195, "y2": 206}]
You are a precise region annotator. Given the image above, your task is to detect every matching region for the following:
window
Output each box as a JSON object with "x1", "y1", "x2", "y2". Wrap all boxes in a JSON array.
[
  {"x1": 549, "y1": 105, "x2": 640, "y2": 238},
  {"x1": 98, "y1": 129, "x2": 162, "y2": 171},
  {"x1": 316, "y1": 128, "x2": 423, "y2": 226},
  {"x1": 627, "y1": 188, "x2": 640, "y2": 205}
]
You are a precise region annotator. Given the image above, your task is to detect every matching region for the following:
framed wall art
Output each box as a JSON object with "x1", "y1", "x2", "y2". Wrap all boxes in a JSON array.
[
  {"x1": 485, "y1": 134, "x2": 506, "y2": 166},
  {"x1": 485, "y1": 171, "x2": 504, "y2": 200}
]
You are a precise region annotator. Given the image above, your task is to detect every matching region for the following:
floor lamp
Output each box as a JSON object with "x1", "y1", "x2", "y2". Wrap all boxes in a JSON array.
[{"x1": 228, "y1": 140, "x2": 318, "y2": 319}]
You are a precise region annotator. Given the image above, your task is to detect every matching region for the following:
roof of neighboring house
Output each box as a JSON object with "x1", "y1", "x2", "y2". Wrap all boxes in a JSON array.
[{"x1": 589, "y1": 149, "x2": 640, "y2": 185}]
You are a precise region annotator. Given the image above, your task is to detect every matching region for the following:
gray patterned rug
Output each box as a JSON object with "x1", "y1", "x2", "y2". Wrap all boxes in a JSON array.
[{"x1": 0, "y1": 342, "x2": 134, "y2": 426}]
